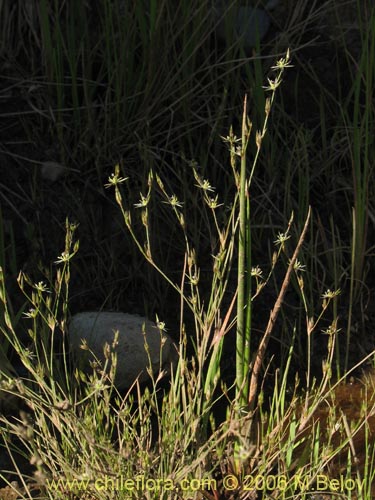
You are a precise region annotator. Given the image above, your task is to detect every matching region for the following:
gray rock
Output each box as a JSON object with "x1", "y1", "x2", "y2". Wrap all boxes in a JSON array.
[
  {"x1": 213, "y1": 4, "x2": 271, "y2": 49},
  {"x1": 69, "y1": 312, "x2": 175, "y2": 389},
  {"x1": 41, "y1": 161, "x2": 67, "y2": 182}
]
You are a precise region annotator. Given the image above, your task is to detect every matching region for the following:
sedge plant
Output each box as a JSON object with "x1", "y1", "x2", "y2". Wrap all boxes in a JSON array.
[{"x1": 106, "y1": 50, "x2": 302, "y2": 447}]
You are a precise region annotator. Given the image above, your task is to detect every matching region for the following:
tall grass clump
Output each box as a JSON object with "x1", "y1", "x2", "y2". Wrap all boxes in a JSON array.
[
  {"x1": 337, "y1": 5, "x2": 375, "y2": 369},
  {"x1": 1, "y1": 0, "x2": 259, "y2": 180}
]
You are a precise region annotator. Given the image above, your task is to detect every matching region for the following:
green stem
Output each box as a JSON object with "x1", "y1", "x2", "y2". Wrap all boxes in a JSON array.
[{"x1": 236, "y1": 95, "x2": 250, "y2": 411}]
